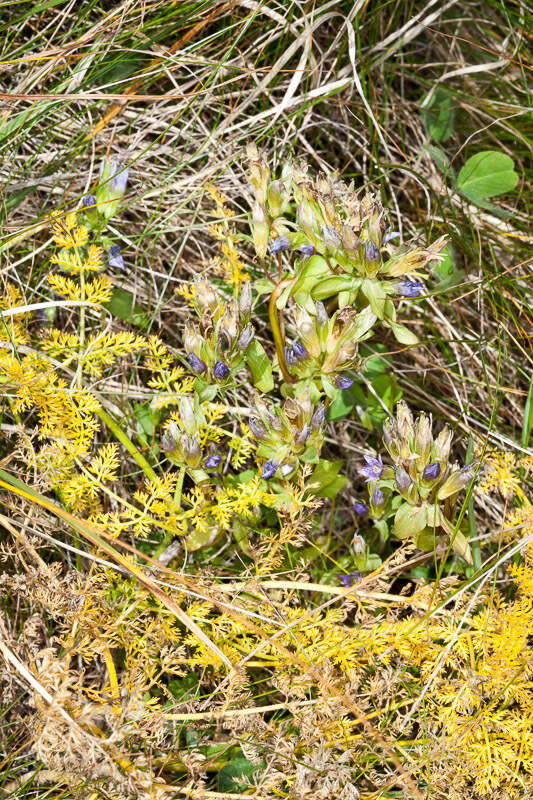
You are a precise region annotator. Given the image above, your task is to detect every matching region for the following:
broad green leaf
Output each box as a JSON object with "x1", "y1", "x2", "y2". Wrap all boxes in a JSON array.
[
  {"x1": 361, "y1": 279, "x2": 386, "y2": 318},
  {"x1": 388, "y1": 321, "x2": 419, "y2": 345},
  {"x1": 218, "y1": 757, "x2": 263, "y2": 793},
  {"x1": 246, "y1": 339, "x2": 274, "y2": 392},
  {"x1": 103, "y1": 287, "x2": 149, "y2": 328},
  {"x1": 311, "y1": 276, "x2": 357, "y2": 299},
  {"x1": 433, "y1": 244, "x2": 464, "y2": 289},
  {"x1": 457, "y1": 150, "x2": 518, "y2": 200},
  {"x1": 327, "y1": 382, "x2": 365, "y2": 421},
  {"x1": 392, "y1": 503, "x2": 427, "y2": 540},
  {"x1": 306, "y1": 459, "x2": 348, "y2": 499},
  {"x1": 421, "y1": 87, "x2": 455, "y2": 143}
]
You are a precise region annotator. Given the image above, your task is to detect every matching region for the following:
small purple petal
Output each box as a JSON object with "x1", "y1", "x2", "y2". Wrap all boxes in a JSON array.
[
  {"x1": 397, "y1": 280, "x2": 424, "y2": 298},
  {"x1": 335, "y1": 375, "x2": 355, "y2": 390},
  {"x1": 213, "y1": 360, "x2": 230, "y2": 380},
  {"x1": 383, "y1": 230, "x2": 400, "y2": 244},
  {"x1": 298, "y1": 244, "x2": 315, "y2": 257},
  {"x1": 262, "y1": 460, "x2": 278, "y2": 480},
  {"x1": 237, "y1": 324, "x2": 255, "y2": 350},
  {"x1": 82, "y1": 194, "x2": 97, "y2": 209},
  {"x1": 292, "y1": 342, "x2": 309, "y2": 360},
  {"x1": 310, "y1": 402, "x2": 325, "y2": 429},
  {"x1": 284, "y1": 346, "x2": 297, "y2": 366},
  {"x1": 205, "y1": 455, "x2": 222, "y2": 469},
  {"x1": 248, "y1": 417, "x2": 267, "y2": 439},
  {"x1": 110, "y1": 165, "x2": 129, "y2": 194},
  {"x1": 364, "y1": 239, "x2": 379, "y2": 262},
  {"x1": 371, "y1": 487, "x2": 385, "y2": 507},
  {"x1": 358, "y1": 454, "x2": 384, "y2": 482},
  {"x1": 269, "y1": 236, "x2": 290, "y2": 254},
  {"x1": 341, "y1": 571, "x2": 363, "y2": 588},
  {"x1": 187, "y1": 352, "x2": 207, "y2": 374},
  {"x1": 108, "y1": 245, "x2": 125, "y2": 271},
  {"x1": 394, "y1": 465, "x2": 412, "y2": 491},
  {"x1": 353, "y1": 502, "x2": 369, "y2": 516},
  {"x1": 423, "y1": 462, "x2": 441, "y2": 481}
]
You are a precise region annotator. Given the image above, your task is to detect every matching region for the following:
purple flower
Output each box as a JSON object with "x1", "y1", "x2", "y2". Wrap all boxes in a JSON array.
[
  {"x1": 161, "y1": 432, "x2": 178, "y2": 454},
  {"x1": 284, "y1": 346, "x2": 297, "y2": 366},
  {"x1": 364, "y1": 239, "x2": 379, "y2": 262},
  {"x1": 205, "y1": 454, "x2": 222, "y2": 469},
  {"x1": 397, "y1": 280, "x2": 424, "y2": 298},
  {"x1": 187, "y1": 352, "x2": 207, "y2": 374},
  {"x1": 371, "y1": 487, "x2": 385, "y2": 508},
  {"x1": 335, "y1": 375, "x2": 354, "y2": 390},
  {"x1": 82, "y1": 194, "x2": 97, "y2": 209},
  {"x1": 213, "y1": 360, "x2": 230, "y2": 380},
  {"x1": 292, "y1": 342, "x2": 308, "y2": 360},
  {"x1": 269, "y1": 236, "x2": 290, "y2": 254},
  {"x1": 262, "y1": 460, "x2": 278, "y2": 480},
  {"x1": 353, "y1": 502, "x2": 368, "y2": 516},
  {"x1": 394, "y1": 465, "x2": 412, "y2": 491},
  {"x1": 383, "y1": 230, "x2": 400, "y2": 244},
  {"x1": 110, "y1": 165, "x2": 129, "y2": 194},
  {"x1": 358, "y1": 454, "x2": 384, "y2": 482},
  {"x1": 108, "y1": 244, "x2": 125, "y2": 271},
  {"x1": 299, "y1": 244, "x2": 315, "y2": 258},
  {"x1": 340, "y1": 571, "x2": 363, "y2": 588},
  {"x1": 321, "y1": 225, "x2": 341, "y2": 248},
  {"x1": 237, "y1": 324, "x2": 255, "y2": 350},
  {"x1": 248, "y1": 416, "x2": 266, "y2": 439},
  {"x1": 423, "y1": 462, "x2": 441, "y2": 481}
]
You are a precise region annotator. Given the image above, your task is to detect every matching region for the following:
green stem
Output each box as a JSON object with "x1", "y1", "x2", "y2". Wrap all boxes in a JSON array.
[
  {"x1": 95, "y1": 406, "x2": 158, "y2": 482},
  {"x1": 268, "y1": 280, "x2": 295, "y2": 384}
]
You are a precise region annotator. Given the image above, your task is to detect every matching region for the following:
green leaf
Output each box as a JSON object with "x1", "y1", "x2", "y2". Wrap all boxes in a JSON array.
[
  {"x1": 167, "y1": 673, "x2": 198, "y2": 701},
  {"x1": 424, "y1": 145, "x2": 456, "y2": 182},
  {"x1": 311, "y1": 276, "x2": 357, "y2": 300},
  {"x1": 361, "y1": 279, "x2": 386, "y2": 318},
  {"x1": 218, "y1": 757, "x2": 263, "y2": 793},
  {"x1": 421, "y1": 87, "x2": 455, "y2": 143},
  {"x1": 392, "y1": 503, "x2": 427, "y2": 540},
  {"x1": 253, "y1": 278, "x2": 275, "y2": 296},
  {"x1": 457, "y1": 150, "x2": 518, "y2": 201},
  {"x1": 133, "y1": 402, "x2": 157, "y2": 438},
  {"x1": 522, "y1": 374, "x2": 533, "y2": 449},
  {"x1": 327, "y1": 382, "x2": 365, "y2": 421},
  {"x1": 246, "y1": 339, "x2": 274, "y2": 393},
  {"x1": 103, "y1": 287, "x2": 149, "y2": 329},
  {"x1": 432, "y1": 244, "x2": 464, "y2": 289},
  {"x1": 388, "y1": 321, "x2": 419, "y2": 345},
  {"x1": 306, "y1": 459, "x2": 348, "y2": 499}
]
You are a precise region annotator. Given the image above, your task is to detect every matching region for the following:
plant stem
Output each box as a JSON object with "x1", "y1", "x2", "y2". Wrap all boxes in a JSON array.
[
  {"x1": 95, "y1": 406, "x2": 158, "y2": 482},
  {"x1": 269, "y1": 279, "x2": 295, "y2": 384}
]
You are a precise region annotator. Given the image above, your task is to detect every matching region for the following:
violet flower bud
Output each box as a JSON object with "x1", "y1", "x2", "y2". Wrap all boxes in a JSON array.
[
  {"x1": 82, "y1": 194, "x2": 97, "y2": 209},
  {"x1": 269, "y1": 236, "x2": 290, "y2": 254},
  {"x1": 280, "y1": 463, "x2": 295, "y2": 477},
  {"x1": 364, "y1": 239, "x2": 379, "y2": 263},
  {"x1": 353, "y1": 502, "x2": 368, "y2": 516},
  {"x1": 213, "y1": 360, "x2": 230, "y2": 380},
  {"x1": 108, "y1": 244, "x2": 125, "y2": 271},
  {"x1": 187, "y1": 352, "x2": 207, "y2": 374},
  {"x1": 181, "y1": 434, "x2": 201, "y2": 467},
  {"x1": 397, "y1": 280, "x2": 424, "y2": 298},
  {"x1": 237, "y1": 323, "x2": 255, "y2": 351},
  {"x1": 248, "y1": 416, "x2": 267, "y2": 439},
  {"x1": 239, "y1": 281, "x2": 252, "y2": 319},
  {"x1": 284, "y1": 346, "x2": 297, "y2": 366},
  {"x1": 294, "y1": 422, "x2": 309, "y2": 447},
  {"x1": 335, "y1": 375, "x2": 355, "y2": 390},
  {"x1": 292, "y1": 342, "x2": 308, "y2": 360},
  {"x1": 310, "y1": 402, "x2": 325, "y2": 429},
  {"x1": 394, "y1": 465, "x2": 412, "y2": 492},
  {"x1": 110, "y1": 164, "x2": 129, "y2": 194},
  {"x1": 370, "y1": 487, "x2": 385, "y2": 508},
  {"x1": 423, "y1": 462, "x2": 441, "y2": 481},
  {"x1": 358, "y1": 455, "x2": 384, "y2": 482},
  {"x1": 298, "y1": 244, "x2": 315, "y2": 258},
  {"x1": 321, "y1": 225, "x2": 341, "y2": 248},
  {"x1": 205, "y1": 454, "x2": 222, "y2": 469},
  {"x1": 341, "y1": 571, "x2": 362, "y2": 588},
  {"x1": 262, "y1": 460, "x2": 278, "y2": 480},
  {"x1": 315, "y1": 300, "x2": 328, "y2": 327}
]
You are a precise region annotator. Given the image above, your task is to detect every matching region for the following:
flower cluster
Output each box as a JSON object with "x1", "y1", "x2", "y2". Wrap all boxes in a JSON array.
[
  {"x1": 354, "y1": 401, "x2": 477, "y2": 562},
  {"x1": 249, "y1": 391, "x2": 326, "y2": 481},
  {"x1": 247, "y1": 144, "x2": 447, "y2": 343},
  {"x1": 182, "y1": 279, "x2": 255, "y2": 386}
]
